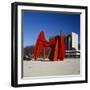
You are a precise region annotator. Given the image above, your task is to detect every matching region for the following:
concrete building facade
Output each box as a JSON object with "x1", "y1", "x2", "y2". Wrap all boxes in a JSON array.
[{"x1": 65, "y1": 32, "x2": 78, "y2": 50}]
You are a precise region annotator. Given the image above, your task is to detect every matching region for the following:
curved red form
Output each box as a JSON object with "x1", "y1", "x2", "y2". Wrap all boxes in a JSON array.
[
  {"x1": 34, "y1": 31, "x2": 49, "y2": 60},
  {"x1": 59, "y1": 33, "x2": 65, "y2": 61},
  {"x1": 34, "y1": 31, "x2": 65, "y2": 61}
]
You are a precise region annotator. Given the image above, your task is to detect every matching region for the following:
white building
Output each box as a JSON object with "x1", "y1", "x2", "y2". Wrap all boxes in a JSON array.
[
  {"x1": 71, "y1": 32, "x2": 78, "y2": 50},
  {"x1": 65, "y1": 32, "x2": 80, "y2": 57},
  {"x1": 66, "y1": 32, "x2": 78, "y2": 50}
]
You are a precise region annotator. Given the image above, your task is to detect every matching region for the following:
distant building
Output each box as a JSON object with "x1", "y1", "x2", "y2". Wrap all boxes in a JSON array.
[
  {"x1": 65, "y1": 32, "x2": 78, "y2": 50},
  {"x1": 71, "y1": 32, "x2": 78, "y2": 50},
  {"x1": 64, "y1": 32, "x2": 80, "y2": 58}
]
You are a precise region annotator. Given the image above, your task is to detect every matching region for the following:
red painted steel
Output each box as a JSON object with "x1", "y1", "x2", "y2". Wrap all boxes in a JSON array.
[
  {"x1": 59, "y1": 33, "x2": 65, "y2": 61},
  {"x1": 34, "y1": 31, "x2": 65, "y2": 61}
]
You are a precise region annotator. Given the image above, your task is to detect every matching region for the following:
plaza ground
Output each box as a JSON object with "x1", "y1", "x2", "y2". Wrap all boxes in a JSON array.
[{"x1": 23, "y1": 58, "x2": 80, "y2": 78}]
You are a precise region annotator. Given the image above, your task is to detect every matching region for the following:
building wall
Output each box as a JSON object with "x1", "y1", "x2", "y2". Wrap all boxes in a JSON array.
[
  {"x1": 65, "y1": 32, "x2": 78, "y2": 50},
  {"x1": 71, "y1": 32, "x2": 78, "y2": 50}
]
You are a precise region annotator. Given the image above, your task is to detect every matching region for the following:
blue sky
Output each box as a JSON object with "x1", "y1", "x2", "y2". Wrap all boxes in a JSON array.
[{"x1": 22, "y1": 10, "x2": 80, "y2": 47}]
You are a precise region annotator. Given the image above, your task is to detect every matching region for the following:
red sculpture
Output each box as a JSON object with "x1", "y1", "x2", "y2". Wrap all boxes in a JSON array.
[{"x1": 34, "y1": 31, "x2": 65, "y2": 61}]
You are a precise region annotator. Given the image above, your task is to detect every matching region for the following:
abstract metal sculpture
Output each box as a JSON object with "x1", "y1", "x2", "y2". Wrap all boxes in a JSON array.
[{"x1": 34, "y1": 31, "x2": 65, "y2": 61}]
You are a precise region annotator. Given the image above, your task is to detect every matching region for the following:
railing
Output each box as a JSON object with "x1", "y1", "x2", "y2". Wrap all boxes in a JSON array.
[{"x1": 65, "y1": 50, "x2": 80, "y2": 58}]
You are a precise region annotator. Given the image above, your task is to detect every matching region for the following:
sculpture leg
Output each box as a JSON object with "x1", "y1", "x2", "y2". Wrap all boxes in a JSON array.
[
  {"x1": 54, "y1": 39, "x2": 58, "y2": 61},
  {"x1": 59, "y1": 33, "x2": 65, "y2": 61},
  {"x1": 34, "y1": 31, "x2": 49, "y2": 61},
  {"x1": 34, "y1": 31, "x2": 45, "y2": 60}
]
